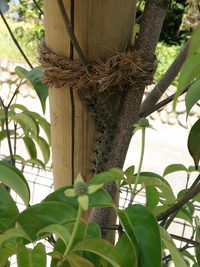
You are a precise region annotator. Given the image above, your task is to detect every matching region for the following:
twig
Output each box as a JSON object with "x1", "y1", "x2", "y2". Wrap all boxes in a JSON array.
[
  {"x1": 32, "y1": 0, "x2": 44, "y2": 15},
  {"x1": 4, "y1": 107, "x2": 15, "y2": 166},
  {"x1": 139, "y1": 77, "x2": 200, "y2": 118},
  {"x1": 156, "y1": 174, "x2": 200, "y2": 221},
  {"x1": 170, "y1": 234, "x2": 200, "y2": 247},
  {"x1": 56, "y1": 0, "x2": 91, "y2": 74},
  {"x1": 0, "y1": 10, "x2": 33, "y2": 69}
]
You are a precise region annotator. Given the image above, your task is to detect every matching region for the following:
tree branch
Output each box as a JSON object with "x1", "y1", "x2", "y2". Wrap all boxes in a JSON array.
[
  {"x1": 139, "y1": 39, "x2": 190, "y2": 114},
  {"x1": 32, "y1": 0, "x2": 44, "y2": 15},
  {"x1": 88, "y1": 0, "x2": 170, "y2": 232},
  {"x1": 157, "y1": 174, "x2": 200, "y2": 221},
  {"x1": 139, "y1": 77, "x2": 200, "y2": 118}
]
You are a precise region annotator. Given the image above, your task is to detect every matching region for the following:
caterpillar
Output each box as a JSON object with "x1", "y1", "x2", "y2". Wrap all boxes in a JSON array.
[{"x1": 81, "y1": 90, "x2": 118, "y2": 175}]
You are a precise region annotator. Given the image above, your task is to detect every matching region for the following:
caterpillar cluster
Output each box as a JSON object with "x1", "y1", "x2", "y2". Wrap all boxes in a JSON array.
[{"x1": 83, "y1": 91, "x2": 118, "y2": 175}]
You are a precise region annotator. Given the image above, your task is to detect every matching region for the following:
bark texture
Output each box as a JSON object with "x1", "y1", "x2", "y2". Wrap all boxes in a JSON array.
[{"x1": 88, "y1": 0, "x2": 171, "y2": 237}]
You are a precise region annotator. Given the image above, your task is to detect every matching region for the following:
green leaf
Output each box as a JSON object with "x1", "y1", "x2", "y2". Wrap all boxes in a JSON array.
[
  {"x1": 29, "y1": 135, "x2": 50, "y2": 165},
  {"x1": 173, "y1": 53, "x2": 200, "y2": 108},
  {"x1": 37, "y1": 224, "x2": 71, "y2": 247},
  {"x1": 17, "y1": 243, "x2": 46, "y2": 267},
  {"x1": 118, "y1": 204, "x2": 162, "y2": 267},
  {"x1": 89, "y1": 171, "x2": 125, "y2": 185},
  {"x1": 124, "y1": 165, "x2": 135, "y2": 180},
  {"x1": 65, "y1": 253, "x2": 95, "y2": 267},
  {"x1": 0, "y1": 184, "x2": 19, "y2": 233},
  {"x1": 38, "y1": 119, "x2": 51, "y2": 145},
  {"x1": 26, "y1": 158, "x2": 45, "y2": 170},
  {"x1": 0, "y1": 130, "x2": 15, "y2": 142},
  {"x1": 14, "y1": 112, "x2": 39, "y2": 136},
  {"x1": 145, "y1": 178, "x2": 175, "y2": 205},
  {"x1": 10, "y1": 104, "x2": 28, "y2": 112},
  {"x1": 71, "y1": 239, "x2": 122, "y2": 267},
  {"x1": 145, "y1": 186, "x2": 159, "y2": 210},
  {"x1": 6, "y1": 202, "x2": 77, "y2": 242},
  {"x1": 0, "y1": 161, "x2": 30, "y2": 207},
  {"x1": 115, "y1": 233, "x2": 136, "y2": 267},
  {"x1": 177, "y1": 207, "x2": 193, "y2": 225},
  {"x1": 51, "y1": 223, "x2": 101, "y2": 267},
  {"x1": 0, "y1": 228, "x2": 32, "y2": 246},
  {"x1": 22, "y1": 136, "x2": 37, "y2": 159},
  {"x1": 187, "y1": 24, "x2": 200, "y2": 59},
  {"x1": 185, "y1": 79, "x2": 200, "y2": 118},
  {"x1": 0, "y1": 109, "x2": 4, "y2": 119},
  {"x1": 43, "y1": 187, "x2": 114, "y2": 209},
  {"x1": 160, "y1": 226, "x2": 187, "y2": 267},
  {"x1": 15, "y1": 66, "x2": 48, "y2": 114},
  {"x1": 188, "y1": 165, "x2": 200, "y2": 172},
  {"x1": 181, "y1": 250, "x2": 196, "y2": 263},
  {"x1": 0, "y1": 248, "x2": 14, "y2": 266},
  {"x1": 163, "y1": 164, "x2": 188, "y2": 176},
  {"x1": 188, "y1": 119, "x2": 200, "y2": 169}
]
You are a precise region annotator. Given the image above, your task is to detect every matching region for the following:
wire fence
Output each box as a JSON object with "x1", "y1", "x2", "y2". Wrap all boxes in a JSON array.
[{"x1": 0, "y1": 154, "x2": 198, "y2": 266}]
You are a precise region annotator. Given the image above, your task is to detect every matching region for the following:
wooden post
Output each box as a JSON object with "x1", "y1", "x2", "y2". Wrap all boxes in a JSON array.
[{"x1": 43, "y1": 0, "x2": 136, "y2": 205}]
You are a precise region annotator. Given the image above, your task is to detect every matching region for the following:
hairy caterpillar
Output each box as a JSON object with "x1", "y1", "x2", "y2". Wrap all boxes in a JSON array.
[{"x1": 81, "y1": 90, "x2": 118, "y2": 175}]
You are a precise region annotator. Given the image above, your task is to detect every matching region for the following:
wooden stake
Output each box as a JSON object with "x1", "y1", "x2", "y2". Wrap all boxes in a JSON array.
[{"x1": 43, "y1": 0, "x2": 136, "y2": 218}]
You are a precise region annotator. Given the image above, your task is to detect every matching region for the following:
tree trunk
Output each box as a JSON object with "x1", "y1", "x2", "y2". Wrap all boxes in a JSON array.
[{"x1": 43, "y1": 0, "x2": 136, "y2": 220}]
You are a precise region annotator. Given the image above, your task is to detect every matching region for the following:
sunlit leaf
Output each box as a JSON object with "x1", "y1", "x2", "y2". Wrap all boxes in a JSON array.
[
  {"x1": 90, "y1": 171, "x2": 125, "y2": 185},
  {"x1": 187, "y1": 24, "x2": 200, "y2": 59},
  {"x1": 29, "y1": 135, "x2": 50, "y2": 165},
  {"x1": 160, "y1": 226, "x2": 187, "y2": 267},
  {"x1": 26, "y1": 158, "x2": 45, "y2": 170},
  {"x1": 145, "y1": 186, "x2": 159, "y2": 210},
  {"x1": 14, "y1": 112, "x2": 39, "y2": 136},
  {"x1": 173, "y1": 53, "x2": 200, "y2": 108},
  {"x1": 0, "y1": 161, "x2": 30, "y2": 207},
  {"x1": 163, "y1": 164, "x2": 188, "y2": 176},
  {"x1": 9, "y1": 104, "x2": 28, "y2": 112},
  {"x1": 185, "y1": 79, "x2": 200, "y2": 118},
  {"x1": 15, "y1": 66, "x2": 48, "y2": 114},
  {"x1": 188, "y1": 119, "x2": 200, "y2": 169},
  {"x1": 145, "y1": 178, "x2": 175, "y2": 205}
]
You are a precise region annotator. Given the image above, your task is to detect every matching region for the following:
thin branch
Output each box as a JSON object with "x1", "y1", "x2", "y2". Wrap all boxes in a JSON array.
[
  {"x1": 135, "y1": 14, "x2": 143, "y2": 24},
  {"x1": 4, "y1": 107, "x2": 15, "y2": 166},
  {"x1": 156, "y1": 174, "x2": 200, "y2": 221},
  {"x1": 139, "y1": 39, "x2": 190, "y2": 115},
  {"x1": 32, "y1": 0, "x2": 44, "y2": 15},
  {"x1": 0, "y1": 10, "x2": 33, "y2": 69},
  {"x1": 139, "y1": 77, "x2": 200, "y2": 118},
  {"x1": 57, "y1": 0, "x2": 91, "y2": 74}
]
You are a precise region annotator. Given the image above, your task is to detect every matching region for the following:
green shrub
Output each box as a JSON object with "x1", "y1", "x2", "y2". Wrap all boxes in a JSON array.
[
  {"x1": 0, "y1": 17, "x2": 43, "y2": 63},
  {"x1": 155, "y1": 42, "x2": 183, "y2": 86}
]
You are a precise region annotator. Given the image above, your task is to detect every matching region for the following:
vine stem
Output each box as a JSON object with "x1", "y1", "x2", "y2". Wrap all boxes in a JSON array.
[
  {"x1": 131, "y1": 128, "x2": 146, "y2": 201},
  {"x1": 63, "y1": 204, "x2": 83, "y2": 258},
  {"x1": 57, "y1": 0, "x2": 92, "y2": 75}
]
